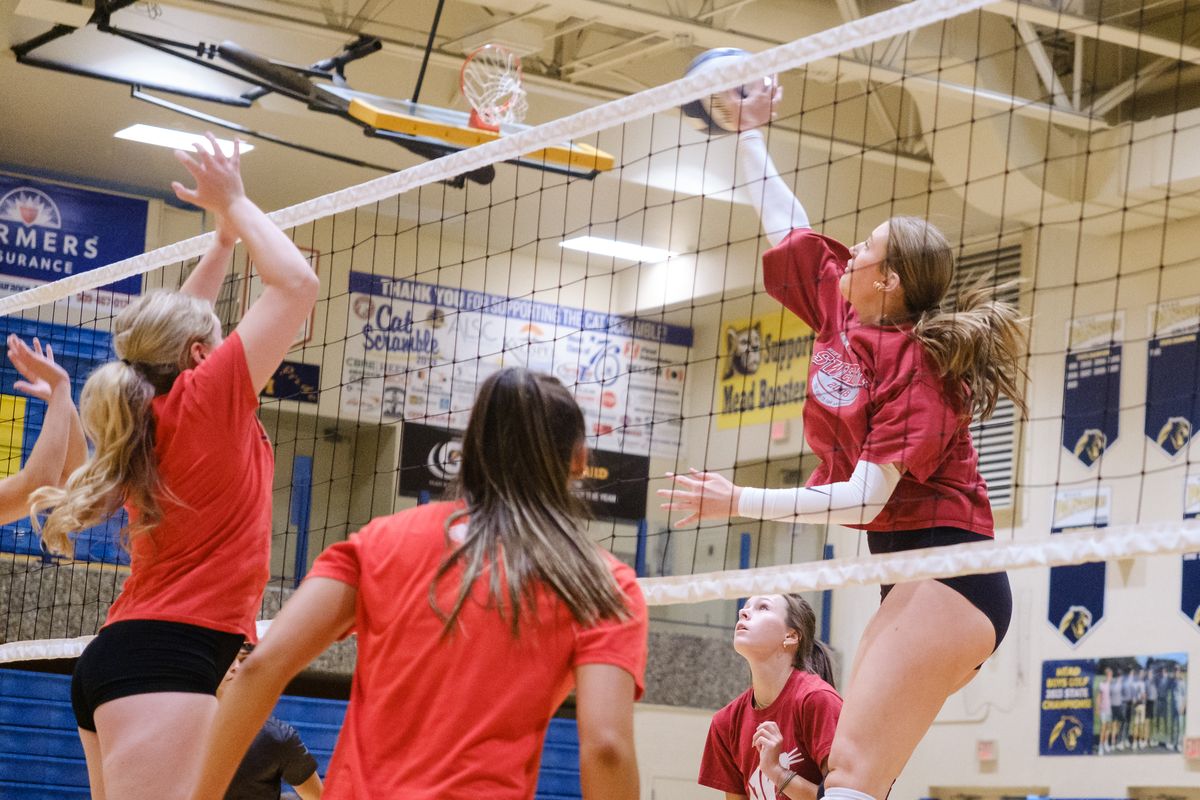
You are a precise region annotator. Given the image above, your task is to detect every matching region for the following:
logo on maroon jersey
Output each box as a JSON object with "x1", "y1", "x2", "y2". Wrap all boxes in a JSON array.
[{"x1": 809, "y1": 347, "x2": 866, "y2": 409}]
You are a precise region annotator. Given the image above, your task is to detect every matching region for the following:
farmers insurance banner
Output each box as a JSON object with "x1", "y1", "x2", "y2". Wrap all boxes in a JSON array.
[
  {"x1": 715, "y1": 309, "x2": 812, "y2": 429},
  {"x1": 0, "y1": 174, "x2": 147, "y2": 305},
  {"x1": 1062, "y1": 312, "x2": 1123, "y2": 468}
]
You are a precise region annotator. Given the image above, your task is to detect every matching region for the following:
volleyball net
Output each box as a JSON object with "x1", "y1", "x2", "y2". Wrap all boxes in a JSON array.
[{"x1": 4, "y1": 0, "x2": 1200, "y2": 662}]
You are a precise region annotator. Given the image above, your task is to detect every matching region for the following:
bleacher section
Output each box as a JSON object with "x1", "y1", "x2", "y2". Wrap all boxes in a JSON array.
[{"x1": 0, "y1": 668, "x2": 582, "y2": 798}]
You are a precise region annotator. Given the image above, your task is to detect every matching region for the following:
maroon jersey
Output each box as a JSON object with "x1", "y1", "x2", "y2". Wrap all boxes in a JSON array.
[
  {"x1": 699, "y1": 669, "x2": 841, "y2": 799},
  {"x1": 761, "y1": 228, "x2": 994, "y2": 536}
]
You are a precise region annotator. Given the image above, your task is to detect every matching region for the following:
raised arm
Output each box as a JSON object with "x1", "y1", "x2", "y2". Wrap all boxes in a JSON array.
[
  {"x1": 171, "y1": 133, "x2": 320, "y2": 392},
  {"x1": 575, "y1": 663, "x2": 639, "y2": 800},
  {"x1": 659, "y1": 460, "x2": 901, "y2": 528},
  {"x1": 712, "y1": 80, "x2": 810, "y2": 246},
  {"x1": 0, "y1": 336, "x2": 78, "y2": 525},
  {"x1": 187, "y1": 577, "x2": 355, "y2": 800},
  {"x1": 180, "y1": 211, "x2": 237, "y2": 305}
]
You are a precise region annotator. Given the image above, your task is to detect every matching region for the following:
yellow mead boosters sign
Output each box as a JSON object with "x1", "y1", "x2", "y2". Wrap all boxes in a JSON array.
[{"x1": 715, "y1": 310, "x2": 813, "y2": 429}]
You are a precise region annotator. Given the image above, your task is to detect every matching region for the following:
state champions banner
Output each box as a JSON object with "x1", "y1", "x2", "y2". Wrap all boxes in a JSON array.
[
  {"x1": 0, "y1": 173, "x2": 147, "y2": 311},
  {"x1": 1040, "y1": 653, "x2": 1188, "y2": 756},
  {"x1": 715, "y1": 309, "x2": 812, "y2": 429},
  {"x1": 1062, "y1": 312, "x2": 1124, "y2": 467},
  {"x1": 1146, "y1": 298, "x2": 1200, "y2": 458}
]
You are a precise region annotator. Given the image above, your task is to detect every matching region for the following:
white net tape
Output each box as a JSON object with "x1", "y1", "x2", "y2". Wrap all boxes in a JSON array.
[
  {"x1": 5, "y1": 521, "x2": 1198, "y2": 661},
  {"x1": 0, "y1": 0, "x2": 992, "y2": 317}
]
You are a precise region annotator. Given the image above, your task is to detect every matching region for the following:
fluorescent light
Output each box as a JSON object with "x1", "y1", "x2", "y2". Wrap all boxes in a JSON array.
[
  {"x1": 114, "y1": 125, "x2": 253, "y2": 156},
  {"x1": 559, "y1": 236, "x2": 675, "y2": 264}
]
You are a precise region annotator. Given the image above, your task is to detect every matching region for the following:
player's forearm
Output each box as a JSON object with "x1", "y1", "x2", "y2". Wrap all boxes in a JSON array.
[
  {"x1": 736, "y1": 129, "x2": 810, "y2": 247},
  {"x1": 190, "y1": 662, "x2": 291, "y2": 800},
  {"x1": 19, "y1": 384, "x2": 72, "y2": 490},
  {"x1": 737, "y1": 461, "x2": 901, "y2": 525},
  {"x1": 579, "y1": 739, "x2": 639, "y2": 800},
  {"x1": 60, "y1": 396, "x2": 87, "y2": 483},
  {"x1": 181, "y1": 235, "x2": 235, "y2": 305}
]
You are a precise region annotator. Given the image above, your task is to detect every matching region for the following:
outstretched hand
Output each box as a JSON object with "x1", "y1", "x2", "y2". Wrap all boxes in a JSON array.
[
  {"x1": 171, "y1": 132, "x2": 246, "y2": 216},
  {"x1": 7, "y1": 335, "x2": 69, "y2": 402},
  {"x1": 657, "y1": 469, "x2": 740, "y2": 528},
  {"x1": 711, "y1": 76, "x2": 782, "y2": 132}
]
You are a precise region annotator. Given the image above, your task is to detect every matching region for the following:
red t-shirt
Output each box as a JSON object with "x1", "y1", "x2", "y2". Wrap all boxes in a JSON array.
[
  {"x1": 306, "y1": 501, "x2": 649, "y2": 800},
  {"x1": 699, "y1": 669, "x2": 841, "y2": 799},
  {"x1": 761, "y1": 229, "x2": 994, "y2": 537},
  {"x1": 105, "y1": 331, "x2": 273, "y2": 640}
]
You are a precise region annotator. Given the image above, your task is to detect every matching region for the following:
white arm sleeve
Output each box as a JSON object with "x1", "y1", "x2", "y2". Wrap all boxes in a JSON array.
[
  {"x1": 737, "y1": 460, "x2": 902, "y2": 526},
  {"x1": 736, "y1": 129, "x2": 810, "y2": 247}
]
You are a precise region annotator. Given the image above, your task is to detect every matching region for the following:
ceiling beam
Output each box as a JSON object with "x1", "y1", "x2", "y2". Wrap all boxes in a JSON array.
[
  {"x1": 985, "y1": 0, "x2": 1200, "y2": 66},
  {"x1": 1013, "y1": 18, "x2": 1073, "y2": 110}
]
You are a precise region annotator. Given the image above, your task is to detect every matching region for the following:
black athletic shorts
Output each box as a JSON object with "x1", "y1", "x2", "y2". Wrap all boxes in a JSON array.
[
  {"x1": 868, "y1": 526, "x2": 1013, "y2": 654},
  {"x1": 72, "y1": 619, "x2": 244, "y2": 732}
]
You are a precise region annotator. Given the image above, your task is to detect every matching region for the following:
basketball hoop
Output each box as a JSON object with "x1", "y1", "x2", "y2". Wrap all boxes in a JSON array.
[{"x1": 460, "y1": 44, "x2": 528, "y2": 131}]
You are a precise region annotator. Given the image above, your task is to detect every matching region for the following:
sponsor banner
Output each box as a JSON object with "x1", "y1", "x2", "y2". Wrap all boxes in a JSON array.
[
  {"x1": 0, "y1": 174, "x2": 147, "y2": 297},
  {"x1": 579, "y1": 449, "x2": 651, "y2": 522},
  {"x1": 1062, "y1": 312, "x2": 1123, "y2": 467},
  {"x1": 715, "y1": 309, "x2": 812, "y2": 430},
  {"x1": 344, "y1": 273, "x2": 692, "y2": 457},
  {"x1": 1041, "y1": 654, "x2": 1188, "y2": 756},
  {"x1": 261, "y1": 360, "x2": 320, "y2": 404},
  {"x1": 398, "y1": 422, "x2": 463, "y2": 498}
]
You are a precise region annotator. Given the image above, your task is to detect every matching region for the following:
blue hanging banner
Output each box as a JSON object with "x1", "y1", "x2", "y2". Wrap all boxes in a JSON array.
[
  {"x1": 1183, "y1": 552, "x2": 1200, "y2": 632},
  {"x1": 0, "y1": 173, "x2": 147, "y2": 296},
  {"x1": 1049, "y1": 486, "x2": 1110, "y2": 646},
  {"x1": 1146, "y1": 298, "x2": 1200, "y2": 458},
  {"x1": 1062, "y1": 312, "x2": 1124, "y2": 467}
]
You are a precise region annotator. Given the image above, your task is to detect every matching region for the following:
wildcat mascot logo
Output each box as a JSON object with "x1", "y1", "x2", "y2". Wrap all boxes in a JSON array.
[
  {"x1": 723, "y1": 322, "x2": 762, "y2": 380},
  {"x1": 1156, "y1": 416, "x2": 1192, "y2": 457},
  {"x1": 1073, "y1": 429, "x2": 1108, "y2": 467},
  {"x1": 1057, "y1": 605, "x2": 1093, "y2": 644},
  {"x1": 1047, "y1": 715, "x2": 1083, "y2": 751}
]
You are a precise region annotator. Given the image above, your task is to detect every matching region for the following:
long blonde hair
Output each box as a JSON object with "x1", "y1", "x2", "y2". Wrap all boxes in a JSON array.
[
  {"x1": 884, "y1": 216, "x2": 1028, "y2": 420},
  {"x1": 31, "y1": 291, "x2": 220, "y2": 555},
  {"x1": 431, "y1": 367, "x2": 629, "y2": 636}
]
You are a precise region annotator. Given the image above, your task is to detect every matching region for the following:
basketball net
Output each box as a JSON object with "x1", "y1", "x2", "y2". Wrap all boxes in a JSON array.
[{"x1": 460, "y1": 44, "x2": 528, "y2": 131}]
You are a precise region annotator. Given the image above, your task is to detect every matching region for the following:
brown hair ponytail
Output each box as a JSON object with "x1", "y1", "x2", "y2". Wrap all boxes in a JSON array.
[
  {"x1": 782, "y1": 594, "x2": 836, "y2": 688},
  {"x1": 885, "y1": 216, "x2": 1028, "y2": 420}
]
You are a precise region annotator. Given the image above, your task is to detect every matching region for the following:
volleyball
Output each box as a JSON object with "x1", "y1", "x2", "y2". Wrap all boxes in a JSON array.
[{"x1": 680, "y1": 48, "x2": 776, "y2": 134}]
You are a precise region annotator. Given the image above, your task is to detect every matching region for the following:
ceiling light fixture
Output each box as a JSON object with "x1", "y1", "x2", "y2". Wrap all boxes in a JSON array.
[
  {"x1": 559, "y1": 236, "x2": 674, "y2": 264},
  {"x1": 114, "y1": 125, "x2": 253, "y2": 156}
]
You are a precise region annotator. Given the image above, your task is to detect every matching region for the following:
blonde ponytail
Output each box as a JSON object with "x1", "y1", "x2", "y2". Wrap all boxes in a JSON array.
[{"x1": 30, "y1": 290, "x2": 220, "y2": 555}]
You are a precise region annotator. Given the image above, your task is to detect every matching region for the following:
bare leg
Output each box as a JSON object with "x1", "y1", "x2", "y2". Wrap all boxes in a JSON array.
[
  {"x1": 79, "y1": 728, "x2": 107, "y2": 800},
  {"x1": 94, "y1": 693, "x2": 218, "y2": 800},
  {"x1": 824, "y1": 579, "x2": 995, "y2": 798}
]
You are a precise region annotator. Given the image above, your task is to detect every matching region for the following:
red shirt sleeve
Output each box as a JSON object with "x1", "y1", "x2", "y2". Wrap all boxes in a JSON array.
[
  {"x1": 573, "y1": 558, "x2": 649, "y2": 700},
  {"x1": 697, "y1": 708, "x2": 744, "y2": 793},
  {"x1": 862, "y1": 374, "x2": 961, "y2": 483},
  {"x1": 180, "y1": 330, "x2": 259, "y2": 424},
  {"x1": 762, "y1": 229, "x2": 851, "y2": 335},
  {"x1": 307, "y1": 535, "x2": 363, "y2": 588},
  {"x1": 797, "y1": 687, "x2": 842, "y2": 771}
]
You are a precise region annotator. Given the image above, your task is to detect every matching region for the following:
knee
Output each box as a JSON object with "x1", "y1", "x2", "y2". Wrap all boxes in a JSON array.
[{"x1": 824, "y1": 737, "x2": 882, "y2": 793}]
